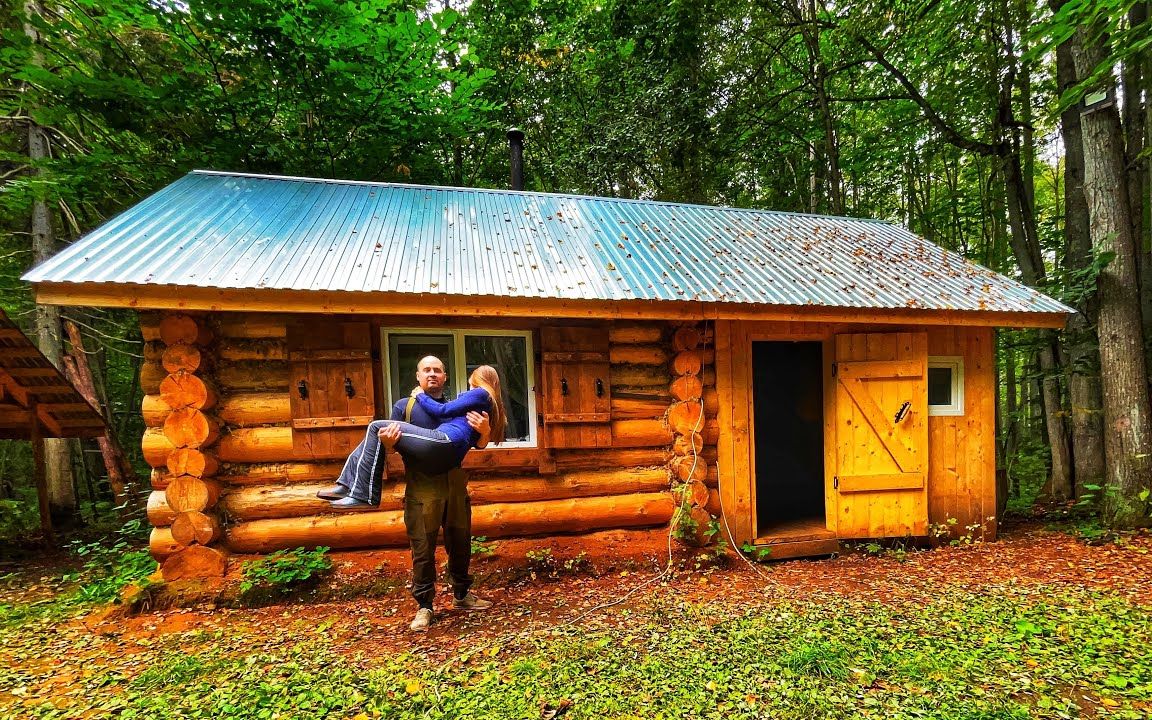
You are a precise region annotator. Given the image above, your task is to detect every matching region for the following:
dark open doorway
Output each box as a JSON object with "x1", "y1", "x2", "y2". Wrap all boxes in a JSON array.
[{"x1": 751, "y1": 341, "x2": 826, "y2": 537}]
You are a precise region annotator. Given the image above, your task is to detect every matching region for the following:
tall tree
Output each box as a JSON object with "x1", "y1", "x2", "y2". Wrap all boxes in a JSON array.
[
  {"x1": 848, "y1": 0, "x2": 1074, "y2": 496},
  {"x1": 21, "y1": 0, "x2": 76, "y2": 526},
  {"x1": 1067, "y1": 8, "x2": 1152, "y2": 528},
  {"x1": 1050, "y1": 0, "x2": 1106, "y2": 498}
]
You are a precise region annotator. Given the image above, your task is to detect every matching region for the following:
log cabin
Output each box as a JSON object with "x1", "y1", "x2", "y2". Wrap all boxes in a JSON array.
[{"x1": 23, "y1": 170, "x2": 1071, "y2": 578}]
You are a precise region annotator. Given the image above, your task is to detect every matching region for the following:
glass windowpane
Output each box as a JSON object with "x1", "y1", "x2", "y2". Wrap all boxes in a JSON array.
[
  {"x1": 464, "y1": 335, "x2": 531, "y2": 442},
  {"x1": 927, "y1": 366, "x2": 953, "y2": 406},
  {"x1": 388, "y1": 335, "x2": 454, "y2": 406}
]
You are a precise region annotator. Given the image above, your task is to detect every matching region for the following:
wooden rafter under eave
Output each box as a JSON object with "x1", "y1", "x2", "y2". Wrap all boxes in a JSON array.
[{"x1": 30, "y1": 282, "x2": 1071, "y2": 330}]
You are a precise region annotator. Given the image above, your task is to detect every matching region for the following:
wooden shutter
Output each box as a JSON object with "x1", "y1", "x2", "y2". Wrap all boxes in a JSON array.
[
  {"x1": 539, "y1": 327, "x2": 611, "y2": 448},
  {"x1": 831, "y1": 332, "x2": 928, "y2": 538},
  {"x1": 288, "y1": 319, "x2": 376, "y2": 459}
]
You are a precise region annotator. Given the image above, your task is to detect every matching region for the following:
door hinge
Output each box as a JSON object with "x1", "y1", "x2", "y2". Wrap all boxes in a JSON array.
[
  {"x1": 833, "y1": 475, "x2": 839, "y2": 489},
  {"x1": 831, "y1": 362, "x2": 838, "y2": 377}
]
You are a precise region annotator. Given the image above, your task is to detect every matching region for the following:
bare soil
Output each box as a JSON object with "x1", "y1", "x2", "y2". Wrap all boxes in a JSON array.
[{"x1": 50, "y1": 519, "x2": 1152, "y2": 665}]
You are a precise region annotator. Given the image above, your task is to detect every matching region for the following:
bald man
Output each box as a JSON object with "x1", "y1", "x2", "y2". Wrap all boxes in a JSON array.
[{"x1": 318, "y1": 356, "x2": 492, "y2": 630}]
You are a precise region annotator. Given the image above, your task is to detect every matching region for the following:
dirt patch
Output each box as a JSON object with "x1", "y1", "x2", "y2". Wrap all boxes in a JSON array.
[{"x1": 57, "y1": 521, "x2": 1151, "y2": 666}]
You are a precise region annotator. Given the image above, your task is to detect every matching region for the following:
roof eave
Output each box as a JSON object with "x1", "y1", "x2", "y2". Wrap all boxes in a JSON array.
[{"x1": 30, "y1": 281, "x2": 1071, "y2": 330}]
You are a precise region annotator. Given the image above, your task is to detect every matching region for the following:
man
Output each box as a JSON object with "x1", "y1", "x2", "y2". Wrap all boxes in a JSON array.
[{"x1": 317, "y1": 355, "x2": 492, "y2": 632}]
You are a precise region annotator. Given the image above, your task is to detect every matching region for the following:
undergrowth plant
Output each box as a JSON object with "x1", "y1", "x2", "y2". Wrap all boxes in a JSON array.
[
  {"x1": 524, "y1": 547, "x2": 555, "y2": 576},
  {"x1": 64, "y1": 519, "x2": 158, "y2": 604},
  {"x1": 740, "y1": 541, "x2": 773, "y2": 562},
  {"x1": 470, "y1": 536, "x2": 494, "y2": 556},
  {"x1": 239, "y1": 547, "x2": 332, "y2": 597}
]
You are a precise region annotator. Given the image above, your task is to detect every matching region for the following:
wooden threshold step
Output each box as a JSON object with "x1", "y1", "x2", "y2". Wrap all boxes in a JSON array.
[{"x1": 751, "y1": 538, "x2": 840, "y2": 561}]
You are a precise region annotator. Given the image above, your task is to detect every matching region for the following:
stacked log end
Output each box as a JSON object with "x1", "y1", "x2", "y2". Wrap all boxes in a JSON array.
[
  {"x1": 140, "y1": 312, "x2": 228, "y2": 580},
  {"x1": 668, "y1": 324, "x2": 720, "y2": 546}
]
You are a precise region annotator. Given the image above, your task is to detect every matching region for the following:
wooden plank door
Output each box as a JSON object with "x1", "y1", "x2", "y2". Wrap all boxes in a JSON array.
[
  {"x1": 288, "y1": 319, "x2": 376, "y2": 459},
  {"x1": 831, "y1": 332, "x2": 928, "y2": 538},
  {"x1": 539, "y1": 326, "x2": 612, "y2": 448}
]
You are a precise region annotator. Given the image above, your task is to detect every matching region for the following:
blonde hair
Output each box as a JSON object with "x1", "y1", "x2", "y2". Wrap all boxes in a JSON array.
[{"x1": 469, "y1": 365, "x2": 507, "y2": 444}]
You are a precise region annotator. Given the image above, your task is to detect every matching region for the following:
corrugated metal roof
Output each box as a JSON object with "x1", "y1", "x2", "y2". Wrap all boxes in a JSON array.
[{"x1": 23, "y1": 170, "x2": 1070, "y2": 315}]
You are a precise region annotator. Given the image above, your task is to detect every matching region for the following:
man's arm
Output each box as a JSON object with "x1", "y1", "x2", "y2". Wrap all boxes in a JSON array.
[{"x1": 467, "y1": 411, "x2": 492, "y2": 449}]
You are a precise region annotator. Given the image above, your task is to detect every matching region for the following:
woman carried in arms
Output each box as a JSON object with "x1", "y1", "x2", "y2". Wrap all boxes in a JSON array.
[
  {"x1": 322, "y1": 365, "x2": 506, "y2": 509},
  {"x1": 386, "y1": 365, "x2": 507, "y2": 476}
]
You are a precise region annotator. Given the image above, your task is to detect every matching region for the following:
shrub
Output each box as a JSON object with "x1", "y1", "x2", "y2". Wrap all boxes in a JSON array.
[
  {"x1": 65, "y1": 519, "x2": 158, "y2": 604},
  {"x1": 239, "y1": 547, "x2": 333, "y2": 597},
  {"x1": 471, "y1": 536, "x2": 494, "y2": 556}
]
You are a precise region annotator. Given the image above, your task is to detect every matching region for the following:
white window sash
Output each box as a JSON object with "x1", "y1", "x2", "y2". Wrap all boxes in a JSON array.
[
  {"x1": 380, "y1": 327, "x2": 537, "y2": 447},
  {"x1": 927, "y1": 356, "x2": 965, "y2": 417}
]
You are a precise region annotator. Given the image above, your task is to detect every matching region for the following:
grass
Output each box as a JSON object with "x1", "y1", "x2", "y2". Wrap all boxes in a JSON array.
[{"x1": 2, "y1": 583, "x2": 1150, "y2": 719}]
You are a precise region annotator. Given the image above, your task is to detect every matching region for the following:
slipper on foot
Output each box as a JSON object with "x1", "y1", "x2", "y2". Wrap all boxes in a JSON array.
[
  {"x1": 329, "y1": 496, "x2": 374, "y2": 510},
  {"x1": 316, "y1": 484, "x2": 349, "y2": 500}
]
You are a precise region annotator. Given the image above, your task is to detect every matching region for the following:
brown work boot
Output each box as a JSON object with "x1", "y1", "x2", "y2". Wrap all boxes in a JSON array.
[{"x1": 453, "y1": 593, "x2": 492, "y2": 610}]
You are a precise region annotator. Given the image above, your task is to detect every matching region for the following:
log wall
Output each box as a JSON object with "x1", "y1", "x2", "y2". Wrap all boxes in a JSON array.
[
  {"x1": 140, "y1": 309, "x2": 995, "y2": 572},
  {"x1": 667, "y1": 325, "x2": 721, "y2": 546},
  {"x1": 139, "y1": 312, "x2": 228, "y2": 579},
  {"x1": 143, "y1": 312, "x2": 682, "y2": 567}
]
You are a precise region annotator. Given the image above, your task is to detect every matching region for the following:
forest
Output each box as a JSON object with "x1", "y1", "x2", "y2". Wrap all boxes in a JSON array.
[
  {"x1": 3, "y1": 0, "x2": 1149, "y2": 536},
  {"x1": 1, "y1": 2, "x2": 1151, "y2": 719}
]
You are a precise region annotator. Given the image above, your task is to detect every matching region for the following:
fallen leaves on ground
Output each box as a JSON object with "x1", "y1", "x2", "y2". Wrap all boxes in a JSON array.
[{"x1": 0, "y1": 521, "x2": 1149, "y2": 719}]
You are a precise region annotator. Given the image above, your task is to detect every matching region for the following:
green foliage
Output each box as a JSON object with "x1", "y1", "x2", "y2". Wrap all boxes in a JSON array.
[
  {"x1": 470, "y1": 536, "x2": 494, "y2": 556},
  {"x1": 670, "y1": 498, "x2": 697, "y2": 543},
  {"x1": 0, "y1": 520, "x2": 156, "y2": 627},
  {"x1": 0, "y1": 481, "x2": 40, "y2": 547},
  {"x1": 63, "y1": 519, "x2": 157, "y2": 604},
  {"x1": 239, "y1": 547, "x2": 333, "y2": 596},
  {"x1": 524, "y1": 547, "x2": 555, "y2": 575},
  {"x1": 739, "y1": 541, "x2": 772, "y2": 562},
  {"x1": 4, "y1": 584, "x2": 1152, "y2": 718},
  {"x1": 1004, "y1": 442, "x2": 1054, "y2": 516},
  {"x1": 562, "y1": 551, "x2": 590, "y2": 573}
]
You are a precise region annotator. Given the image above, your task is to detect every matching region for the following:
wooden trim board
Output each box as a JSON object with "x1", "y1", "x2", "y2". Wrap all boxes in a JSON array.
[{"x1": 33, "y1": 282, "x2": 1069, "y2": 329}]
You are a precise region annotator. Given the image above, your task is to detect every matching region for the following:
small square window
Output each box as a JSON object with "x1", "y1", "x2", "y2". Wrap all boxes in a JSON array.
[{"x1": 927, "y1": 357, "x2": 964, "y2": 416}]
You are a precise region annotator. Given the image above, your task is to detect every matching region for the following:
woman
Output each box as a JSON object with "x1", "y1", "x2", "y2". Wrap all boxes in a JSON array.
[
  {"x1": 386, "y1": 364, "x2": 507, "y2": 475},
  {"x1": 325, "y1": 365, "x2": 506, "y2": 509}
]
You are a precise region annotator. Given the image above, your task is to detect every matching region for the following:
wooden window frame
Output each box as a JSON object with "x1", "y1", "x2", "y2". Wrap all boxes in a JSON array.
[
  {"x1": 379, "y1": 327, "x2": 538, "y2": 448},
  {"x1": 927, "y1": 356, "x2": 964, "y2": 416}
]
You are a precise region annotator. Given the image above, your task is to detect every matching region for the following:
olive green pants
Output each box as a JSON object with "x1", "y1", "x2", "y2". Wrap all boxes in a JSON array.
[{"x1": 403, "y1": 468, "x2": 472, "y2": 609}]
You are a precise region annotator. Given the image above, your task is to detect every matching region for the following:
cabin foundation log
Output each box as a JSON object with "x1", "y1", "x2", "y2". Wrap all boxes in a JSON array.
[
  {"x1": 161, "y1": 545, "x2": 228, "y2": 580},
  {"x1": 225, "y1": 491, "x2": 676, "y2": 553},
  {"x1": 219, "y1": 468, "x2": 671, "y2": 521}
]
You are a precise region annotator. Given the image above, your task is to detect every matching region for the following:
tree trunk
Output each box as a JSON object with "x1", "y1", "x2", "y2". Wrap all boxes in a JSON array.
[
  {"x1": 1122, "y1": 3, "x2": 1151, "y2": 374},
  {"x1": 1002, "y1": 150, "x2": 1073, "y2": 497},
  {"x1": 62, "y1": 322, "x2": 140, "y2": 517},
  {"x1": 1004, "y1": 340, "x2": 1020, "y2": 497},
  {"x1": 24, "y1": 0, "x2": 75, "y2": 528},
  {"x1": 1055, "y1": 35, "x2": 1107, "y2": 498},
  {"x1": 802, "y1": 0, "x2": 844, "y2": 215},
  {"x1": 995, "y1": 337, "x2": 1009, "y2": 515},
  {"x1": 1072, "y1": 27, "x2": 1152, "y2": 528}
]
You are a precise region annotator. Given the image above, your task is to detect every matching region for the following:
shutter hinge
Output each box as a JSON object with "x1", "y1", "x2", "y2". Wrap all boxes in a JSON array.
[
  {"x1": 833, "y1": 475, "x2": 839, "y2": 489},
  {"x1": 831, "y1": 362, "x2": 838, "y2": 377}
]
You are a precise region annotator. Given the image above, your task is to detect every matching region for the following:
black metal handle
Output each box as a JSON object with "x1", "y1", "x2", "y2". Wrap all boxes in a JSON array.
[
  {"x1": 297, "y1": 379, "x2": 309, "y2": 400},
  {"x1": 344, "y1": 377, "x2": 355, "y2": 398},
  {"x1": 595, "y1": 378, "x2": 604, "y2": 397},
  {"x1": 894, "y1": 401, "x2": 911, "y2": 424},
  {"x1": 560, "y1": 378, "x2": 569, "y2": 396}
]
